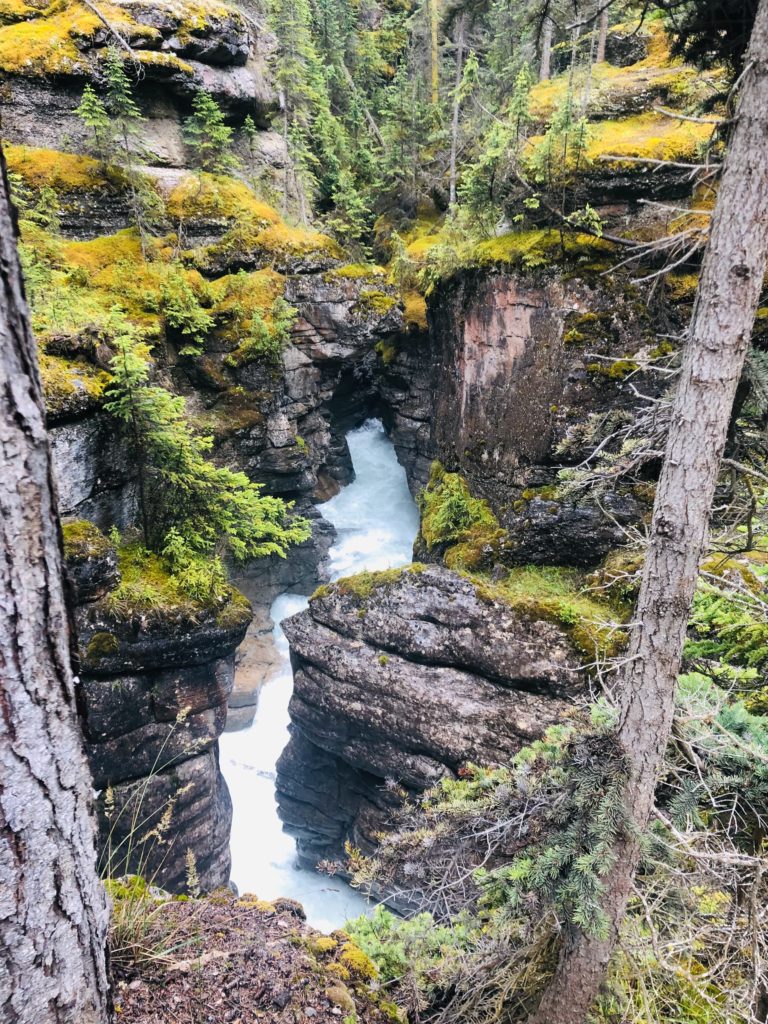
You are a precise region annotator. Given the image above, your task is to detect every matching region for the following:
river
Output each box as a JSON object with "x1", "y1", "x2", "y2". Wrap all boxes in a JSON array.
[{"x1": 219, "y1": 419, "x2": 420, "y2": 931}]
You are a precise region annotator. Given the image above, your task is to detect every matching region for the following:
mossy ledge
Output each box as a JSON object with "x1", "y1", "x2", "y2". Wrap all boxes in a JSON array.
[
  {"x1": 311, "y1": 560, "x2": 624, "y2": 662},
  {"x1": 311, "y1": 564, "x2": 427, "y2": 603}
]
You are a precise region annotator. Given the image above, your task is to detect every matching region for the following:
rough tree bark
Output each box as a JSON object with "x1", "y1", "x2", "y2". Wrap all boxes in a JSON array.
[
  {"x1": 448, "y1": 13, "x2": 467, "y2": 206},
  {"x1": 596, "y1": 5, "x2": 608, "y2": 63},
  {"x1": 0, "y1": 151, "x2": 110, "y2": 1021},
  {"x1": 528, "y1": 2, "x2": 768, "y2": 1021},
  {"x1": 540, "y1": 14, "x2": 554, "y2": 81}
]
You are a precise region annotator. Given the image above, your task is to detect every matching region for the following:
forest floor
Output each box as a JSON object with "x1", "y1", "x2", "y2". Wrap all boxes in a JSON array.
[{"x1": 111, "y1": 890, "x2": 398, "y2": 1024}]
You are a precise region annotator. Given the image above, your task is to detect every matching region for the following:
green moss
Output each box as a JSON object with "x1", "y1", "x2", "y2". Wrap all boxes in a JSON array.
[
  {"x1": 86, "y1": 630, "x2": 119, "y2": 660},
  {"x1": 378, "y1": 654, "x2": 389, "y2": 667},
  {"x1": 521, "y1": 485, "x2": 559, "y2": 502},
  {"x1": 215, "y1": 587, "x2": 253, "y2": 630},
  {"x1": 353, "y1": 289, "x2": 397, "y2": 317},
  {"x1": 315, "y1": 564, "x2": 427, "y2": 603},
  {"x1": 62, "y1": 519, "x2": 112, "y2": 561},
  {"x1": 418, "y1": 461, "x2": 505, "y2": 571},
  {"x1": 39, "y1": 352, "x2": 111, "y2": 418},
  {"x1": 586, "y1": 358, "x2": 639, "y2": 380},
  {"x1": 105, "y1": 542, "x2": 247, "y2": 622},
  {"x1": 468, "y1": 565, "x2": 626, "y2": 660}
]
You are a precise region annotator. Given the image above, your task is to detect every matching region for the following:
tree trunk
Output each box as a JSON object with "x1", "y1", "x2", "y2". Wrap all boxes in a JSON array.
[
  {"x1": 448, "y1": 13, "x2": 466, "y2": 206},
  {"x1": 528, "y1": 3, "x2": 768, "y2": 1021},
  {"x1": 596, "y1": 6, "x2": 608, "y2": 63},
  {"x1": 0, "y1": 149, "x2": 110, "y2": 1023},
  {"x1": 429, "y1": 0, "x2": 440, "y2": 105},
  {"x1": 540, "y1": 14, "x2": 554, "y2": 81}
]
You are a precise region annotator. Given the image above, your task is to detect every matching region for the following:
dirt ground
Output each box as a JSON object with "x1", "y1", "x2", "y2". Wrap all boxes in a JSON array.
[{"x1": 112, "y1": 891, "x2": 402, "y2": 1024}]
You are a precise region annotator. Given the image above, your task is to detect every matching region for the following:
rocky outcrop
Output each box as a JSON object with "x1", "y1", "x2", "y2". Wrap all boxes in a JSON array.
[
  {"x1": 1, "y1": 0, "x2": 277, "y2": 166},
  {"x1": 380, "y1": 267, "x2": 673, "y2": 565},
  {"x1": 276, "y1": 565, "x2": 584, "y2": 868},
  {"x1": 64, "y1": 521, "x2": 252, "y2": 891}
]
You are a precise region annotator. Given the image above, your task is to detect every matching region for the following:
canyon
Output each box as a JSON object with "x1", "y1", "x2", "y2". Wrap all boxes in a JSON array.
[{"x1": 0, "y1": 0, "x2": 700, "y2": 905}]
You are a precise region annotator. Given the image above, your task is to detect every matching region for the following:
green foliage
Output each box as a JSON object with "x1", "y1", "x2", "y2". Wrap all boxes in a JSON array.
[
  {"x1": 161, "y1": 271, "x2": 214, "y2": 353},
  {"x1": 104, "y1": 327, "x2": 311, "y2": 574},
  {"x1": 76, "y1": 82, "x2": 110, "y2": 160},
  {"x1": 685, "y1": 557, "x2": 768, "y2": 703},
  {"x1": 224, "y1": 296, "x2": 297, "y2": 367},
  {"x1": 419, "y1": 461, "x2": 498, "y2": 549},
  {"x1": 346, "y1": 905, "x2": 475, "y2": 991},
  {"x1": 479, "y1": 720, "x2": 630, "y2": 940},
  {"x1": 183, "y1": 91, "x2": 236, "y2": 173}
]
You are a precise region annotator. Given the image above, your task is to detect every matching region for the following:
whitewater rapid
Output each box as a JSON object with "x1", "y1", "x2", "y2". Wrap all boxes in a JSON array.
[{"x1": 219, "y1": 420, "x2": 420, "y2": 930}]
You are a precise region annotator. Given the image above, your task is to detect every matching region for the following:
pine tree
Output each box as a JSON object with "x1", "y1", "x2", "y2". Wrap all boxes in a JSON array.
[
  {"x1": 101, "y1": 48, "x2": 155, "y2": 250},
  {"x1": 183, "y1": 91, "x2": 236, "y2": 173},
  {"x1": 104, "y1": 47, "x2": 142, "y2": 130},
  {"x1": 76, "y1": 83, "x2": 111, "y2": 162},
  {"x1": 105, "y1": 327, "x2": 311, "y2": 578}
]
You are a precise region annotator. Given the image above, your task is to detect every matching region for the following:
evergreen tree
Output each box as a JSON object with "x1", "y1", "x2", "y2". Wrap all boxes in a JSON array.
[
  {"x1": 105, "y1": 326, "x2": 310, "y2": 584},
  {"x1": 101, "y1": 48, "x2": 158, "y2": 249},
  {"x1": 76, "y1": 83, "x2": 111, "y2": 162},
  {"x1": 183, "y1": 91, "x2": 236, "y2": 173},
  {"x1": 104, "y1": 47, "x2": 142, "y2": 132}
]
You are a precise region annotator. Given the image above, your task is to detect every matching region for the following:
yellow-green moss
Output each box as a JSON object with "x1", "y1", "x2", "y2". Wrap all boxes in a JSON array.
[
  {"x1": 313, "y1": 564, "x2": 427, "y2": 603},
  {"x1": 86, "y1": 630, "x2": 119, "y2": 660},
  {"x1": 39, "y1": 352, "x2": 111, "y2": 417},
  {"x1": 419, "y1": 461, "x2": 502, "y2": 565},
  {"x1": 234, "y1": 896, "x2": 277, "y2": 912},
  {"x1": 62, "y1": 519, "x2": 112, "y2": 560},
  {"x1": 339, "y1": 941, "x2": 378, "y2": 981},
  {"x1": 105, "y1": 542, "x2": 245, "y2": 621},
  {"x1": 134, "y1": 48, "x2": 194, "y2": 75},
  {"x1": 353, "y1": 289, "x2": 397, "y2": 317},
  {"x1": 0, "y1": 0, "x2": 39, "y2": 26},
  {"x1": 5, "y1": 143, "x2": 121, "y2": 193},
  {"x1": 324, "y1": 984, "x2": 356, "y2": 1014},
  {"x1": 305, "y1": 935, "x2": 338, "y2": 955},
  {"x1": 254, "y1": 221, "x2": 342, "y2": 260},
  {"x1": 326, "y1": 262, "x2": 386, "y2": 281},
  {"x1": 471, "y1": 565, "x2": 626, "y2": 659},
  {"x1": 584, "y1": 112, "x2": 715, "y2": 166},
  {"x1": 209, "y1": 267, "x2": 286, "y2": 345},
  {"x1": 166, "y1": 172, "x2": 280, "y2": 227},
  {"x1": 586, "y1": 358, "x2": 639, "y2": 380},
  {"x1": 375, "y1": 340, "x2": 398, "y2": 365},
  {"x1": 0, "y1": 2, "x2": 138, "y2": 76},
  {"x1": 215, "y1": 587, "x2": 253, "y2": 629},
  {"x1": 403, "y1": 290, "x2": 427, "y2": 330},
  {"x1": 62, "y1": 228, "x2": 144, "y2": 275},
  {"x1": 469, "y1": 229, "x2": 610, "y2": 271}
]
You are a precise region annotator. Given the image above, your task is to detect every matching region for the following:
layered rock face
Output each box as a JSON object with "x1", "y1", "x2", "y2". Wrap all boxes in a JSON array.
[
  {"x1": 65, "y1": 522, "x2": 251, "y2": 890},
  {"x1": 276, "y1": 565, "x2": 583, "y2": 867},
  {"x1": 380, "y1": 267, "x2": 672, "y2": 566},
  {"x1": 2, "y1": 0, "x2": 279, "y2": 175}
]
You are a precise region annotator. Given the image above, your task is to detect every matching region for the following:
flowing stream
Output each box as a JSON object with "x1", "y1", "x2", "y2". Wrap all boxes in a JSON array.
[{"x1": 220, "y1": 420, "x2": 420, "y2": 931}]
